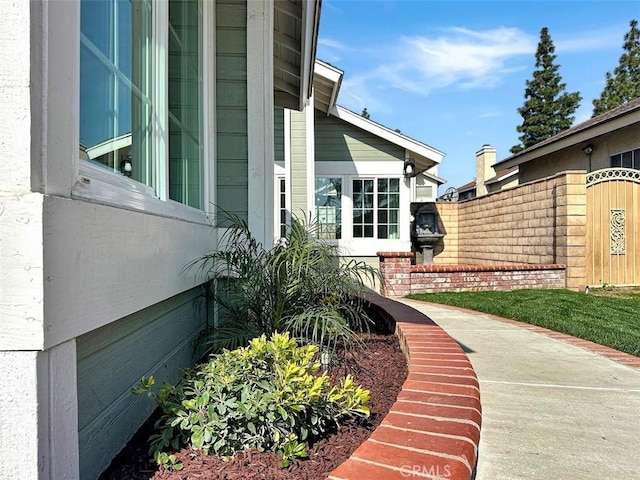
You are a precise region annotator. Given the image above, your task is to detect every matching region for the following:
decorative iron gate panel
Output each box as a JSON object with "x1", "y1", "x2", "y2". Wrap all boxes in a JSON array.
[{"x1": 586, "y1": 168, "x2": 640, "y2": 286}]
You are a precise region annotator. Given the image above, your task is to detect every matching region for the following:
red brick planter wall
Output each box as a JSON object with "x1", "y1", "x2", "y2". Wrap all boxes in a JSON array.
[
  {"x1": 328, "y1": 294, "x2": 481, "y2": 480},
  {"x1": 378, "y1": 252, "x2": 566, "y2": 296},
  {"x1": 410, "y1": 263, "x2": 566, "y2": 293}
]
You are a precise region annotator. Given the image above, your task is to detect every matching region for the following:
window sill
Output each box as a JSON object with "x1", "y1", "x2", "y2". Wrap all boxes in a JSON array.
[{"x1": 72, "y1": 161, "x2": 211, "y2": 225}]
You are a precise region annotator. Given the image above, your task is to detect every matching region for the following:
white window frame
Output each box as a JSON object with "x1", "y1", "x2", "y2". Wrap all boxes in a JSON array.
[
  {"x1": 314, "y1": 175, "x2": 343, "y2": 242},
  {"x1": 351, "y1": 176, "x2": 401, "y2": 240},
  {"x1": 72, "y1": 0, "x2": 215, "y2": 224},
  {"x1": 313, "y1": 161, "x2": 413, "y2": 256},
  {"x1": 274, "y1": 166, "x2": 290, "y2": 239},
  {"x1": 610, "y1": 148, "x2": 640, "y2": 170}
]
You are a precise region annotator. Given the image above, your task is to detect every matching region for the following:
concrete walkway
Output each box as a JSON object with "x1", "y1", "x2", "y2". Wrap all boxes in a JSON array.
[{"x1": 399, "y1": 299, "x2": 640, "y2": 480}]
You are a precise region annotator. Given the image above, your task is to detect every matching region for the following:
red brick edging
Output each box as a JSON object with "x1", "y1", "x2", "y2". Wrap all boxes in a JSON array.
[{"x1": 328, "y1": 295, "x2": 481, "y2": 480}]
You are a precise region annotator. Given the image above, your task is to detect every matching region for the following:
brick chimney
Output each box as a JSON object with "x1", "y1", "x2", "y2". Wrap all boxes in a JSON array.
[{"x1": 475, "y1": 145, "x2": 496, "y2": 197}]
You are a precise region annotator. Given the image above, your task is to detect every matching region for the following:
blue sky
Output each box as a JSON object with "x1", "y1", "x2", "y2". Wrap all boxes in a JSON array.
[{"x1": 316, "y1": 0, "x2": 640, "y2": 192}]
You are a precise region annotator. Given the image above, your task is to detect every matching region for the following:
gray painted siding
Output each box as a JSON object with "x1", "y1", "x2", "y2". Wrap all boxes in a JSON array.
[
  {"x1": 77, "y1": 288, "x2": 207, "y2": 480},
  {"x1": 274, "y1": 107, "x2": 284, "y2": 164},
  {"x1": 315, "y1": 110, "x2": 404, "y2": 162},
  {"x1": 216, "y1": 0, "x2": 248, "y2": 222},
  {"x1": 290, "y1": 110, "x2": 308, "y2": 214}
]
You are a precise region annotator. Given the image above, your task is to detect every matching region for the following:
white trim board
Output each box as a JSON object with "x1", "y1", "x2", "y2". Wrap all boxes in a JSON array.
[{"x1": 329, "y1": 105, "x2": 445, "y2": 163}]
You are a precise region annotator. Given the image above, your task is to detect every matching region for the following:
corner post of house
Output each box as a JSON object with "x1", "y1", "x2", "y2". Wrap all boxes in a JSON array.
[{"x1": 377, "y1": 251, "x2": 414, "y2": 297}]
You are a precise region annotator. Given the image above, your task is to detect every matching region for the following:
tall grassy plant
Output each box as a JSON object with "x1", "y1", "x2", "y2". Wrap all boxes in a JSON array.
[{"x1": 189, "y1": 214, "x2": 380, "y2": 354}]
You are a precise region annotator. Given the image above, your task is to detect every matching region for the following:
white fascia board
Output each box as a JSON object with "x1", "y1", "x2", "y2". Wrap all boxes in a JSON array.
[
  {"x1": 485, "y1": 168, "x2": 518, "y2": 185},
  {"x1": 330, "y1": 105, "x2": 444, "y2": 164},
  {"x1": 299, "y1": 0, "x2": 321, "y2": 110},
  {"x1": 315, "y1": 60, "x2": 343, "y2": 83}
]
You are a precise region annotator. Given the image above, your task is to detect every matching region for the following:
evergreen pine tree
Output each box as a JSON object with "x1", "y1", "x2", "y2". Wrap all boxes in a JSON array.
[
  {"x1": 511, "y1": 28, "x2": 581, "y2": 154},
  {"x1": 592, "y1": 19, "x2": 640, "y2": 117}
]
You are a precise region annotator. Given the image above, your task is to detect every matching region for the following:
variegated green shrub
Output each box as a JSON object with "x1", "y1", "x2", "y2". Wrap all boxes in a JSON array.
[{"x1": 134, "y1": 332, "x2": 370, "y2": 468}]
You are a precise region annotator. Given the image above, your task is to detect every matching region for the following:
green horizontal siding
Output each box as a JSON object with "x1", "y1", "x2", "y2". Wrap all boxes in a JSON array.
[
  {"x1": 315, "y1": 111, "x2": 404, "y2": 162},
  {"x1": 274, "y1": 107, "x2": 284, "y2": 164},
  {"x1": 290, "y1": 110, "x2": 308, "y2": 213},
  {"x1": 77, "y1": 288, "x2": 208, "y2": 480},
  {"x1": 216, "y1": 0, "x2": 248, "y2": 224}
]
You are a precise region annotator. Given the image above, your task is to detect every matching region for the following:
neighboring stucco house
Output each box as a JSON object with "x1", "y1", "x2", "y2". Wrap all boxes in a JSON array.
[
  {"x1": 493, "y1": 97, "x2": 640, "y2": 182},
  {"x1": 0, "y1": 1, "x2": 320, "y2": 479},
  {"x1": 454, "y1": 145, "x2": 519, "y2": 201},
  {"x1": 275, "y1": 60, "x2": 445, "y2": 263}
]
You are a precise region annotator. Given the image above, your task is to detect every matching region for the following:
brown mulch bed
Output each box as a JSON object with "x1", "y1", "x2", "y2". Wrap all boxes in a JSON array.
[{"x1": 100, "y1": 328, "x2": 407, "y2": 480}]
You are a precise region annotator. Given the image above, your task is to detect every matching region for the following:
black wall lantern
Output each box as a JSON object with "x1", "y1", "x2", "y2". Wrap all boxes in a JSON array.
[{"x1": 403, "y1": 159, "x2": 416, "y2": 178}]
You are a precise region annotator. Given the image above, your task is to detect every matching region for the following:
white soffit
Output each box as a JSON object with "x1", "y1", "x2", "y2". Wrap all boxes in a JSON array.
[{"x1": 273, "y1": 0, "x2": 321, "y2": 111}]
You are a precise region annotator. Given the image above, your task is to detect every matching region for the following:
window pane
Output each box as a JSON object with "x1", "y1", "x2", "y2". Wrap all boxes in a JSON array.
[
  {"x1": 80, "y1": 0, "x2": 153, "y2": 186},
  {"x1": 634, "y1": 149, "x2": 640, "y2": 170},
  {"x1": 389, "y1": 193, "x2": 399, "y2": 208},
  {"x1": 315, "y1": 177, "x2": 342, "y2": 239},
  {"x1": 378, "y1": 225, "x2": 388, "y2": 239},
  {"x1": 378, "y1": 178, "x2": 388, "y2": 192},
  {"x1": 168, "y1": 0, "x2": 203, "y2": 209},
  {"x1": 622, "y1": 151, "x2": 633, "y2": 168},
  {"x1": 364, "y1": 225, "x2": 373, "y2": 237},
  {"x1": 378, "y1": 210, "x2": 387, "y2": 223},
  {"x1": 364, "y1": 179, "x2": 374, "y2": 193},
  {"x1": 389, "y1": 178, "x2": 400, "y2": 192},
  {"x1": 611, "y1": 154, "x2": 622, "y2": 168},
  {"x1": 353, "y1": 225, "x2": 362, "y2": 237}
]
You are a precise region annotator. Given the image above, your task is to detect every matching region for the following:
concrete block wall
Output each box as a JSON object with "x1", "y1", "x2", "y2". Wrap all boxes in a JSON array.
[
  {"x1": 434, "y1": 171, "x2": 587, "y2": 289},
  {"x1": 433, "y1": 201, "x2": 459, "y2": 264},
  {"x1": 552, "y1": 172, "x2": 588, "y2": 290}
]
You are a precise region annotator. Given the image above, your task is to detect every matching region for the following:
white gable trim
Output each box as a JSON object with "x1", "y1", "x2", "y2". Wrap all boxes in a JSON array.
[{"x1": 328, "y1": 105, "x2": 444, "y2": 163}]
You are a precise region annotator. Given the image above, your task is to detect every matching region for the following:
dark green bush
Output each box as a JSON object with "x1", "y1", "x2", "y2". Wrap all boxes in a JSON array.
[
  {"x1": 187, "y1": 214, "x2": 380, "y2": 355},
  {"x1": 134, "y1": 332, "x2": 370, "y2": 468}
]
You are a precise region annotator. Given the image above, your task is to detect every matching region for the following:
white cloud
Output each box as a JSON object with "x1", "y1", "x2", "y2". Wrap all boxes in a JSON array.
[
  {"x1": 322, "y1": 23, "x2": 625, "y2": 115},
  {"x1": 555, "y1": 25, "x2": 628, "y2": 54},
  {"x1": 386, "y1": 27, "x2": 537, "y2": 93},
  {"x1": 324, "y1": 26, "x2": 537, "y2": 113}
]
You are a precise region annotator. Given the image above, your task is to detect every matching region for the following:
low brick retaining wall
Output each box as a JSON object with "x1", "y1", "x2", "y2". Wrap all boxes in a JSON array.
[
  {"x1": 328, "y1": 294, "x2": 481, "y2": 480},
  {"x1": 378, "y1": 252, "x2": 566, "y2": 296}
]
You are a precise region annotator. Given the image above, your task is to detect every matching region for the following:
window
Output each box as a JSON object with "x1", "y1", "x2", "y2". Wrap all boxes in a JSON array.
[
  {"x1": 80, "y1": 0, "x2": 153, "y2": 185},
  {"x1": 79, "y1": 0, "x2": 204, "y2": 209},
  {"x1": 315, "y1": 177, "x2": 342, "y2": 239},
  {"x1": 352, "y1": 177, "x2": 399, "y2": 239},
  {"x1": 278, "y1": 177, "x2": 287, "y2": 238},
  {"x1": 168, "y1": 0, "x2": 203, "y2": 209},
  {"x1": 610, "y1": 149, "x2": 640, "y2": 170}
]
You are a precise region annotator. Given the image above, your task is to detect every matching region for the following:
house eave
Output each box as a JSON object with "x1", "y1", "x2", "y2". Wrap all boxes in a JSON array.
[
  {"x1": 273, "y1": 0, "x2": 322, "y2": 112},
  {"x1": 494, "y1": 104, "x2": 640, "y2": 171},
  {"x1": 313, "y1": 59, "x2": 343, "y2": 113},
  {"x1": 485, "y1": 168, "x2": 518, "y2": 186}
]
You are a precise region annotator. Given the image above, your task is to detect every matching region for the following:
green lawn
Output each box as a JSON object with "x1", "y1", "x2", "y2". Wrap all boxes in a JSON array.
[{"x1": 406, "y1": 289, "x2": 640, "y2": 357}]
